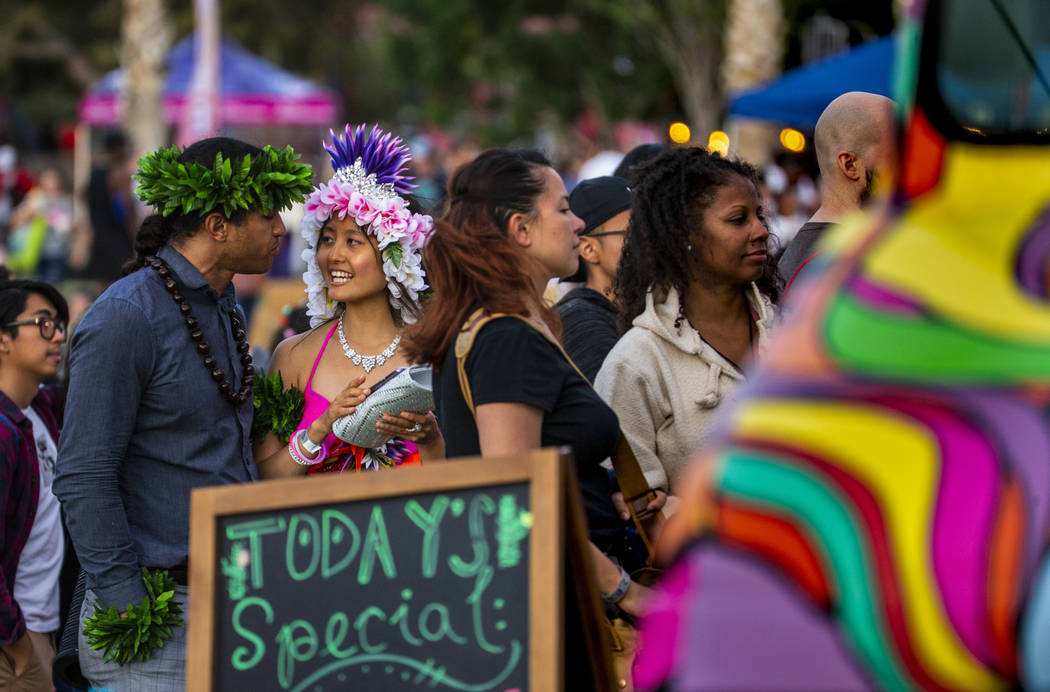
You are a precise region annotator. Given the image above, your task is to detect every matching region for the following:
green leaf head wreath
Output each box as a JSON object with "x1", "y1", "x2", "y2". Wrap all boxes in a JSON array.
[{"x1": 133, "y1": 144, "x2": 314, "y2": 218}]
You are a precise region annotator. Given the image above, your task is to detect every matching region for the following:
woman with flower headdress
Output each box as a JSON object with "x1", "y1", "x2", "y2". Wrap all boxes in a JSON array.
[{"x1": 254, "y1": 125, "x2": 443, "y2": 477}]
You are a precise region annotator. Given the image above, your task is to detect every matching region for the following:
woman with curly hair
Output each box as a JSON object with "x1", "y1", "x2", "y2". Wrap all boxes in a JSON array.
[
  {"x1": 255, "y1": 124, "x2": 444, "y2": 478},
  {"x1": 595, "y1": 147, "x2": 779, "y2": 502},
  {"x1": 405, "y1": 148, "x2": 651, "y2": 616}
]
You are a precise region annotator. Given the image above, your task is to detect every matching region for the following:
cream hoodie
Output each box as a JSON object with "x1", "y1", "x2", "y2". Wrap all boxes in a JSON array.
[{"x1": 595, "y1": 283, "x2": 775, "y2": 494}]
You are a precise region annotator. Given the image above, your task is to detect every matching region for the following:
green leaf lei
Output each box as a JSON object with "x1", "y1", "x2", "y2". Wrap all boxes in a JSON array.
[
  {"x1": 251, "y1": 369, "x2": 306, "y2": 444},
  {"x1": 133, "y1": 144, "x2": 314, "y2": 218},
  {"x1": 82, "y1": 567, "x2": 184, "y2": 666}
]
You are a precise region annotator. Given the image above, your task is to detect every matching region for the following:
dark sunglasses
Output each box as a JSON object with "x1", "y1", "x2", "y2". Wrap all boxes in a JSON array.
[{"x1": 6, "y1": 316, "x2": 67, "y2": 340}]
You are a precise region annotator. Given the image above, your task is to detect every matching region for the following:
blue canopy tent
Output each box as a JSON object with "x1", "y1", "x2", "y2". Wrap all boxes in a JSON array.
[{"x1": 730, "y1": 35, "x2": 896, "y2": 128}]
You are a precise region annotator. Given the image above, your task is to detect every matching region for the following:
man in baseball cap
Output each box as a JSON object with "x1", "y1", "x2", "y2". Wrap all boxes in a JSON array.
[{"x1": 557, "y1": 175, "x2": 632, "y2": 382}]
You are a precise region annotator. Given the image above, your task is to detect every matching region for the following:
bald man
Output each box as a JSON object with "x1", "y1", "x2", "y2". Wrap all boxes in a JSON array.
[{"x1": 778, "y1": 91, "x2": 895, "y2": 291}]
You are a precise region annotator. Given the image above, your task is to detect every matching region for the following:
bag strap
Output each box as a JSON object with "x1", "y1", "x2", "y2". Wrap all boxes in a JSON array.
[{"x1": 454, "y1": 308, "x2": 664, "y2": 554}]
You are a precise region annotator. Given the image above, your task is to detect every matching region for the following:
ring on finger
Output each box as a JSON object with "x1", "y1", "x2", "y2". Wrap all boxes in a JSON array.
[{"x1": 408, "y1": 422, "x2": 423, "y2": 433}]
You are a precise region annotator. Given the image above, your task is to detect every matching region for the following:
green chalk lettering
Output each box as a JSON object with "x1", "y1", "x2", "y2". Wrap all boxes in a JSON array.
[
  {"x1": 231, "y1": 597, "x2": 272, "y2": 671},
  {"x1": 448, "y1": 494, "x2": 495, "y2": 578},
  {"x1": 389, "y1": 601, "x2": 424, "y2": 646},
  {"x1": 275, "y1": 619, "x2": 318, "y2": 690},
  {"x1": 353, "y1": 606, "x2": 388, "y2": 654},
  {"x1": 323, "y1": 612, "x2": 357, "y2": 659},
  {"x1": 286, "y1": 514, "x2": 321, "y2": 581},
  {"x1": 418, "y1": 602, "x2": 468, "y2": 644},
  {"x1": 222, "y1": 541, "x2": 248, "y2": 600},
  {"x1": 357, "y1": 506, "x2": 397, "y2": 585},
  {"x1": 225, "y1": 517, "x2": 286, "y2": 589},
  {"x1": 497, "y1": 494, "x2": 529, "y2": 568},
  {"x1": 467, "y1": 565, "x2": 504, "y2": 654},
  {"x1": 322, "y1": 510, "x2": 360, "y2": 579},
  {"x1": 404, "y1": 496, "x2": 450, "y2": 578}
]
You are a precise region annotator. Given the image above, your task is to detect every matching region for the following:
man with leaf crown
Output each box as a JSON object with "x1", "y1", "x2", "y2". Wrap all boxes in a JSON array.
[{"x1": 54, "y1": 137, "x2": 313, "y2": 690}]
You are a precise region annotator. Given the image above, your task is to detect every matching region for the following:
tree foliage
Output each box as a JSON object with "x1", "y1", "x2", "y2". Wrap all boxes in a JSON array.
[{"x1": 0, "y1": 0, "x2": 892, "y2": 151}]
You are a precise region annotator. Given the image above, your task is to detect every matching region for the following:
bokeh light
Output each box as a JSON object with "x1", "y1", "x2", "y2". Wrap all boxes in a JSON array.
[
  {"x1": 668, "y1": 122, "x2": 691, "y2": 144},
  {"x1": 707, "y1": 130, "x2": 730, "y2": 156},
  {"x1": 779, "y1": 128, "x2": 806, "y2": 152}
]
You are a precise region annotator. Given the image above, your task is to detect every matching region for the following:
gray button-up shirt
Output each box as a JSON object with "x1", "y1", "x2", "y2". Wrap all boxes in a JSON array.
[{"x1": 54, "y1": 244, "x2": 257, "y2": 610}]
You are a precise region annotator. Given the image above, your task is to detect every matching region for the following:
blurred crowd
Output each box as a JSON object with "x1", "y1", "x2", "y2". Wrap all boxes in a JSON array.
[
  {"x1": 0, "y1": 122, "x2": 822, "y2": 342},
  {"x1": 0, "y1": 90, "x2": 895, "y2": 690}
]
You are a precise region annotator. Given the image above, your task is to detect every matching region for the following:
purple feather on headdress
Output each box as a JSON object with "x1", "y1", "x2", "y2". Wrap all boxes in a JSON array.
[{"x1": 323, "y1": 124, "x2": 416, "y2": 195}]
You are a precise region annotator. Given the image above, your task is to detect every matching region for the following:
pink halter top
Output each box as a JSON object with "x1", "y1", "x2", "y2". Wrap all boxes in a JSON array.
[{"x1": 295, "y1": 321, "x2": 421, "y2": 473}]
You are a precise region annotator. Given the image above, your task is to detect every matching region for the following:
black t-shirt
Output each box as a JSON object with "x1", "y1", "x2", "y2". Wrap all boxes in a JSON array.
[
  {"x1": 556, "y1": 287, "x2": 619, "y2": 383},
  {"x1": 435, "y1": 317, "x2": 623, "y2": 545},
  {"x1": 777, "y1": 221, "x2": 836, "y2": 289}
]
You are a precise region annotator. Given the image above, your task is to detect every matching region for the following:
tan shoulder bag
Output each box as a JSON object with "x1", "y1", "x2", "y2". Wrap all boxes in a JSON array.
[{"x1": 453, "y1": 308, "x2": 665, "y2": 555}]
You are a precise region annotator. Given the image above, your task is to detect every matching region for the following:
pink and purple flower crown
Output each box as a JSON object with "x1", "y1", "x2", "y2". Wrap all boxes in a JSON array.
[{"x1": 301, "y1": 124, "x2": 434, "y2": 326}]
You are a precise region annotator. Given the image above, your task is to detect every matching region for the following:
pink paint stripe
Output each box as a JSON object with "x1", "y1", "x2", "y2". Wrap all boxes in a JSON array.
[
  {"x1": 885, "y1": 397, "x2": 1000, "y2": 666},
  {"x1": 79, "y1": 93, "x2": 337, "y2": 126},
  {"x1": 633, "y1": 556, "x2": 695, "y2": 689},
  {"x1": 849, "y1": 274, "x2": 924, "y2": 315}
]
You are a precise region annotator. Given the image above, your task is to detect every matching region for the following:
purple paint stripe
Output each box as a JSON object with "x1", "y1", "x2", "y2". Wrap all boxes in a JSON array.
[
  {"x1": 673, "y1": 546, "x2": 873, "y2": 690},
  {"x1": 849, "y1": 274, "x2": 925, "y2": 315},
  {"x1": 950, "y1": 389, "x2": 1050, "y2": 579},
  {"x1": 886, "y1": 397, "x2": 1000, "y2": 666},
  {"x1": 1015, "y1": 206, "x2": 1050, "y2": 297}
]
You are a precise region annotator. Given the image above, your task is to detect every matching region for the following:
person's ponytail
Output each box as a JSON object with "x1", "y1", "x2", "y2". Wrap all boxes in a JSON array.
[
  {"x1": 120, "y1": 212, "x2": 201, "y2": 276},
  {"x1": 122, "y1": 214, "x2": 169, "y2": 275}
]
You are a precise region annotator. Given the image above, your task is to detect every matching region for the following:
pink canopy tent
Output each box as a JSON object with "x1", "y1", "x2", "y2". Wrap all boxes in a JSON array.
[{"x1": 78, "y1": 36, "x2": 338, "y2": 127}]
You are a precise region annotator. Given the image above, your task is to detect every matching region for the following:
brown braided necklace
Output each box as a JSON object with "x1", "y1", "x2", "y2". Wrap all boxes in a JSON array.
[{"x1": 147, "y1": 256, "x2": 254, "y2": 406}]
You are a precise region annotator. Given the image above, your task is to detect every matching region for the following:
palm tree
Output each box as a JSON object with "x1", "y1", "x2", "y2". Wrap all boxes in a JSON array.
[
  {"x1": 723, "y1": 0, "x2": 785, "y2": 163},
  {"x1": 121, "y1": 0, "x2": 173, "y2": 157}
]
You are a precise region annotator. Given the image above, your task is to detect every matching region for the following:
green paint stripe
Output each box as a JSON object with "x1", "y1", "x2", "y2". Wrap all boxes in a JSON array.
[
  {"x1": 720, "y1": 452, "x2": 912, "y2": 691},
  {"x1": 826, "y1": 293, "x2": 1050, "y2": 381},
  {"x1": 892, "y1": 22, "x2": 922, "y2": 112}
]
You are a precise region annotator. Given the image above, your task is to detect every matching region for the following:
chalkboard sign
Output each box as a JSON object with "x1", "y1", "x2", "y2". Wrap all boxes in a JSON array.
[{"x1": 187, "y1": 449, "x2": 611, "y2": 691}]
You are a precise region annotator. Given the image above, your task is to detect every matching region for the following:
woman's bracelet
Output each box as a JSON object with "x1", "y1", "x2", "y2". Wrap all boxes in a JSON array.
[
  {"x1": 600, "y1": 565, "x2": 632, "y2": 605},
  {"x1": 289, "y1": 429, "x2": 326, "y2": 466}
]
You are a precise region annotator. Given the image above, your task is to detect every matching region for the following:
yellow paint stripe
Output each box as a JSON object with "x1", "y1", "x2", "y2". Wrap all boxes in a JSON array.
[
  {"x1": 734, "y1": 399, "x2": 1003, "y2": 690},
  {"x1": 863, "y1": 146, "x2": 1050, "y2": 340}
]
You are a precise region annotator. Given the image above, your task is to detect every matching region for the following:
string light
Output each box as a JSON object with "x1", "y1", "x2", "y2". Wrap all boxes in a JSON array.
[
  {"x1": 707, "y1": 130, "x2": 730, "y2": 156},
  {"x1": 779, "y1": 128, "x2": 806, "y2": 152},
  {"x1": 669, "y1": 122, "x2": 692, "y2": 144}
]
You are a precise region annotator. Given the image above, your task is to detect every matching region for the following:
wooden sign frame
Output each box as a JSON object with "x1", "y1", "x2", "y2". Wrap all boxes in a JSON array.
[{"x1": 187, "y1": 448, "x2": 611, "y2": 691}]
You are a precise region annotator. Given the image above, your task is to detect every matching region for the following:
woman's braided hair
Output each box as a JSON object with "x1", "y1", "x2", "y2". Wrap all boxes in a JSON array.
[{"x1": 613, "y1": 146, "x2": 781, "y2": 333}]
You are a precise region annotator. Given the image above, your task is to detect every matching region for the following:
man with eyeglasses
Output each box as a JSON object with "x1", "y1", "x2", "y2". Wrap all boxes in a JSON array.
[
  {"x1": 557, "y1": 175, "x2": 633, "y2": 383},
  {"x1": 0, "y1": 279, "x2": 68, "y2": 691},
  {"x1": 555, "y1": 176, "x2": 639, "y2": 557}
]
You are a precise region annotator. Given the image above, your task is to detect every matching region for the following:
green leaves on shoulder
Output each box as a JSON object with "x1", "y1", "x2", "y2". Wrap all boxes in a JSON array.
[{"x1": 251, "y1": 369, "x2": 306, "y2": 444}]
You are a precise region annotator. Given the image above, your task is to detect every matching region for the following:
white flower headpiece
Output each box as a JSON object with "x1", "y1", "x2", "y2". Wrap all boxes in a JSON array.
[{"x1": 300, "y1": 124, "x2": 434, "y2": 327}]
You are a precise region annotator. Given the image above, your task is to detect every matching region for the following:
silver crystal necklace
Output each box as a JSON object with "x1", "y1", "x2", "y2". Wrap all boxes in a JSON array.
[{"x1": 337, "y1": 314, "x2": 400, "y2": 373}]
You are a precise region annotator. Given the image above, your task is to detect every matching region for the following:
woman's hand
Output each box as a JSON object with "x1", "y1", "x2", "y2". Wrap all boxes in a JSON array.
[
  {"x1": 611, "y1": 489, "x2": 668, "y2": 521},
  {"x1": 378, "y1": 411, "x2": 445, "y2": 460},
  {"x1": 309, "y1": 374, "x2": 370, "y2": 443},
  {"x1": 377, "y1": 411, "x2": 439, "y2": 443}
]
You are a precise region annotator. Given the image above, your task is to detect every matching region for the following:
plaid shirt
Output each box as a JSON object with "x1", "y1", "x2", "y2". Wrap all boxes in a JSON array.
[{"x1": 0, "y1": 386, "x2": 60, "y2": 646}]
